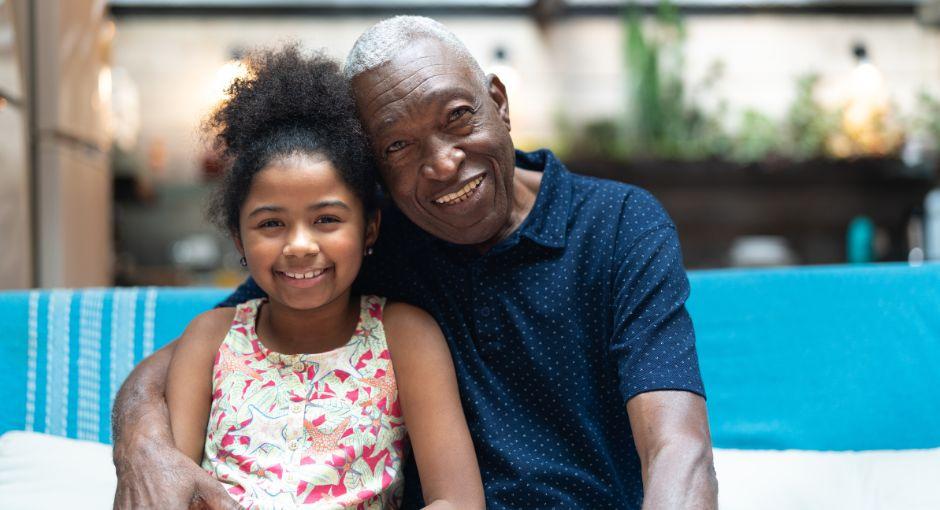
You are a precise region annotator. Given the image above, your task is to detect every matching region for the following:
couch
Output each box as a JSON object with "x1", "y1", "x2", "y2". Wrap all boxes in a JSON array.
[{"x1": 1, "y1": 263, "x2": 939, "y2": 509}]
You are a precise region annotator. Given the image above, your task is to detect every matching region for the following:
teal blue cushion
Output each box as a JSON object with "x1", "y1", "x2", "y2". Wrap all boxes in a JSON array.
[{"x1": 688, "y1": 263, "x2": 940, "y2": 450}]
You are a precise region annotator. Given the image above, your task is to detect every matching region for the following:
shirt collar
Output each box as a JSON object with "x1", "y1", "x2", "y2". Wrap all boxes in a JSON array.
[{"x1": 513, "y1": 148, "x2": 571, "y2": 250}]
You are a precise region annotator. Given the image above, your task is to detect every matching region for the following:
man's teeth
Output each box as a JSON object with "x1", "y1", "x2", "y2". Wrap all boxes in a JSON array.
[
  {"x1": 283, "y1": 268, "x2": 326, "y2": 279},
  {"x1": 434, "y1": 176, "x2": 484, "y2": 205}
]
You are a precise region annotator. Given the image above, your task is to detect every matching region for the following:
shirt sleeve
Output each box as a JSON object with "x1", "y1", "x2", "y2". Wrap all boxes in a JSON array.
[
  {"x1": 215, "y1": 276, "x2": 266, "y2": 308},
  {"x1": 609, "y1": 194, "x2": 705, "y2": 404}
]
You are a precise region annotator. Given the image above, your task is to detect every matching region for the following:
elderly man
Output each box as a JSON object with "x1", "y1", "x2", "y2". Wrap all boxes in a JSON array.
[{"x1": 112, "y1": 16, "x2": 717, "y2": 510}]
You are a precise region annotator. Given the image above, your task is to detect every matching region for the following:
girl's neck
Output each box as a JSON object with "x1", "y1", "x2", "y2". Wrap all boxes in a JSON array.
[{"x1": 256, "y1": 291, "x2": 360, "y2": 355}]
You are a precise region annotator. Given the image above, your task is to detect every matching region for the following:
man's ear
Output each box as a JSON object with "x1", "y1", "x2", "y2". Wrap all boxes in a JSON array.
[
  {"x1": 365, "y1": 209, "x2": 382, "y2": 250},
  {"x1": 486, "y1": 73, "x2": 511, "y2": 131}
]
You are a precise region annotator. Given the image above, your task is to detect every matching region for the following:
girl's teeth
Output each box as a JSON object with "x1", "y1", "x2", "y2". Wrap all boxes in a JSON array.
[{"x1": 285, "y1": 269, "x2": 325, "y2": 279}]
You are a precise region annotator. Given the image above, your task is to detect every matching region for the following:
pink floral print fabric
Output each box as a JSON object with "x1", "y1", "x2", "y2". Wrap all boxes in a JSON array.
[{"x1": 202, "y1": 296, "x2": 407, "y2": 509}]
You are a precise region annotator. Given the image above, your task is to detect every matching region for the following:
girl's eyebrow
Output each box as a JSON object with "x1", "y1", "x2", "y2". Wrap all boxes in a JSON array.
[
  {"x1": 247, "y1": 205, "x2": 283, "y2": 218},
  {"x1": 310, "y1": 200, "x2": 350, "y2": 211},
  {"x1": 247, "y1": 200, "x2": 350, "y2": 218}
]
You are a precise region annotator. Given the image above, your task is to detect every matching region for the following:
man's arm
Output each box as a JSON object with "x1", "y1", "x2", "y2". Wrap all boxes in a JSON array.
[
  {"x1": 627, "y1": 391, "x2": 717, "y2": 510},
  {"x1": 111, "y1": 341, "x2": 240, "y2": 510},
  {"x1": 606, "y1": 189, "x2": 717, "y2": 508}
]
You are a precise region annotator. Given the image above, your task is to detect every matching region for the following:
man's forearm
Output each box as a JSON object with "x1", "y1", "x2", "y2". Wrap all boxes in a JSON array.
[
  {"x1": 111, "y1": 340, "x2": 243, "y2": 509},
  {"x1": 111, "y1": 341, "x2": 176, "y2": 462},
  {"x1": 641, "y1": 437, "x2": 718, "y2": 510}
]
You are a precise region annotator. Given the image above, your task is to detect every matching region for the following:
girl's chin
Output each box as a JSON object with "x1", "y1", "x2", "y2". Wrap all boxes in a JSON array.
[{"x1": 268, "y1": 293, "x2": 332, "y2": 312}]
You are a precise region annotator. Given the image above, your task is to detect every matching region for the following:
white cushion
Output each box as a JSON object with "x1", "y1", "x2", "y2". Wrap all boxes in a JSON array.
[
  {"x1": 714, "y1": 447, "x2": 940, "y2": 510},
  {"x1": 2, "y1": 431, "x2": 939, "y2": 509},
  {"x1": 0, "y1": 431, "x2": 116, "y2": 510}
]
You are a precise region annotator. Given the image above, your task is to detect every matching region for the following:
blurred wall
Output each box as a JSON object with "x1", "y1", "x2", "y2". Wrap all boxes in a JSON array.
[
  {"x1": 550, "y1": 13, "x2": 940, "y2": 126},
  {"x1": 112, "y1": 11, "x2": 940, "y2": 184},
  {"x1": 0, "y1": 1, "x2": 29, "y2": 288},
  {"x1": 10, "y1": 0, "x2": 114, "y2": 288}
]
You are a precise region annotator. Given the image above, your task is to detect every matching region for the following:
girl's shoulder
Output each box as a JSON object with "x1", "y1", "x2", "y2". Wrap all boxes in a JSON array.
[
  {"x1": 380, "y1": 300, "x2": 433, "y2": 324},
  {"x1": 379, "y1": 300, "x2": 444, "y2": 352},
  {"x1": 175, "y1": 306, "x2": 239, "y2": 357}
]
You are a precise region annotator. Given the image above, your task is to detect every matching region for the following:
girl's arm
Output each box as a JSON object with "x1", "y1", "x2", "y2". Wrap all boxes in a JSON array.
[
  {"x1": 166, "y1": 307, "x2": 234, "y2": 464},
  {"x1": 383, "y1": 302, "x2": 486, "y2": 510}
]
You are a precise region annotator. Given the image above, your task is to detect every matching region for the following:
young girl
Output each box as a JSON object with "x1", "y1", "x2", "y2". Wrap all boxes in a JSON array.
[{"x1": 165, "y1": 46, "x2": 484, "y2": 510}]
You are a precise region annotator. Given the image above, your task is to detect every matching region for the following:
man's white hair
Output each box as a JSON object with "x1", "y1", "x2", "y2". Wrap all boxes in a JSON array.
[{"x1": 344, "y1": 16, "x2": 486, "y2": 86}]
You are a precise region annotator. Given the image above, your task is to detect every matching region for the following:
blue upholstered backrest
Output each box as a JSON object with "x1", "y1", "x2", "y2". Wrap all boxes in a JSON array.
[
  {"x1": 0, "y1": 288, "x2": 228, "y2": 443},
  {"x1": 687, "y1": 263, "x2": 940, "y2": 451},
  {"x1": 1, "y1": 263, "x2": 939, "y2": 450}
]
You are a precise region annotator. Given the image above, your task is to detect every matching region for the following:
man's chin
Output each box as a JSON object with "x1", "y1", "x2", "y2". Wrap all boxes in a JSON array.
[{"x1": 426, "y1": 217, "x2": 507, "y2": 248}]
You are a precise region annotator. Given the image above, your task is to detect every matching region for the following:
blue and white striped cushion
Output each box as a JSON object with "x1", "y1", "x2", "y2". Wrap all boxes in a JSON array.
[{"x1": 0, "y1": 287, "x2": 227, "y2": 443}]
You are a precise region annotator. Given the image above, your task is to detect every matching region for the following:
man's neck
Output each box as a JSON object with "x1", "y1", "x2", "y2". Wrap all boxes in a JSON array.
[{"x1": 473, "y1": 166, "x2": 542, "y2": 254}]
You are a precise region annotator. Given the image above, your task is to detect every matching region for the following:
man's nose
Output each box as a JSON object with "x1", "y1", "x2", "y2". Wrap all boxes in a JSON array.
[
  {"x1": 420, "y1": 139, "x2": 465, "y2": 181},
  {"x1": 283, "y1": 226, "x2": 320, "y2": 257}
]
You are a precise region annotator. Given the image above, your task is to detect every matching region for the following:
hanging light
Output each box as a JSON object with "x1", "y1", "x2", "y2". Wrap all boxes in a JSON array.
[
  {"x1": 831, "y1": 42, "x2": 900, "y2": 157},
  {"x1": 205, "y1": 49, "x2": 250, "y2": 108},
  {"x1": 487, "y1": 46, "x2": 521, "y2": 97}
]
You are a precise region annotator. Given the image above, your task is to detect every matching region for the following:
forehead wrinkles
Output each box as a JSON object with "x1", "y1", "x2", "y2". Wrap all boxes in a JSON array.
[{"x1": 361, "y1": 59, "x2": 452, "y2": 115}]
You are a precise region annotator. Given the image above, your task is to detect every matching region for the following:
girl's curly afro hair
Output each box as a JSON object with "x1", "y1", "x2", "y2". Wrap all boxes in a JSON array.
[{"x1": 206, "y1": 43, "x2": 377, "y2": 234}]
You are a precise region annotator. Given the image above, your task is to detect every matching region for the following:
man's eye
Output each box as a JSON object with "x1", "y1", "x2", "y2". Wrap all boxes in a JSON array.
[
  {"x1": 386, "y1": 140, "x2": 407, "y2": 154},
  {"x1": 448, "y1": 106, "x2": 474, "y2": 123}
]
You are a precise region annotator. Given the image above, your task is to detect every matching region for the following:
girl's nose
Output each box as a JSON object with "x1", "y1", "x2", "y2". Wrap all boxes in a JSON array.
[{"x1": 283, "y1": 228, "x2": 320, "y2": 257}]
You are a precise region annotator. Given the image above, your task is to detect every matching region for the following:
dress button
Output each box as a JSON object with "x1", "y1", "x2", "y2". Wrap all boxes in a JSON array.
[
  {"x1": 291, "y1": 361, "x2": 305, "y2": 372},
  {"x1": 479, "y1": 307, "x2": 491, "y2": 318},
  {"x1": 290, "y1": 403, "x2": 303, "y2": 414},
  {"x1": 268, "y1": 353, "x2": 280, "y2": 365},
  {"x1": 288, "y1": 439, "x2": 299, "y2": 451}
]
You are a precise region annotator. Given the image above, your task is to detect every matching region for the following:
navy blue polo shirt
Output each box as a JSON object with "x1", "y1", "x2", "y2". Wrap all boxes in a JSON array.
[{"x1": 220, "y1": 149, "x2": 704, "y2": 509}]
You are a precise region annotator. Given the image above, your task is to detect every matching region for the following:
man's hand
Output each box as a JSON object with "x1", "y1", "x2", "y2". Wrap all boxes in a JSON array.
[
  {"x1": 110, "y1": 342, "x2": 242, "y2": 510},
  {"x1": 113, "y1": 439, "x2": 240, "y2": 510},
  {"x1": 627, "y1": 390, "x2": 718, "y2": 510}
]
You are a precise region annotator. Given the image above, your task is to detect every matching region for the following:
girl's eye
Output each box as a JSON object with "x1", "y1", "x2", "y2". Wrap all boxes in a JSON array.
[
  {"x1": 448, "y1": 106, "x2": 474, "y2": 123},
  {"x1": 259, "y1": 219, "x2": 283, "y2": 228},
  {"x1": 315, "y1": 216, "x2": 340, "y2": 224},
  {"x1": 386, "y1": 140, "x2": 407, "y2": 155}
]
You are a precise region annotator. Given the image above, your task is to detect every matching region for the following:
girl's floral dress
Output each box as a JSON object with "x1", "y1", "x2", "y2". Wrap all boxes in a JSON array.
[{"x1": 202, "y1": 296, "x2": 407, "y2": 509}]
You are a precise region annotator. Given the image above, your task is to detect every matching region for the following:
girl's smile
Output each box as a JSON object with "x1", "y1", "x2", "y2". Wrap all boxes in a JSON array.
[{"x1": 275, "y1": 266, "x2": 331, "y2": 288}]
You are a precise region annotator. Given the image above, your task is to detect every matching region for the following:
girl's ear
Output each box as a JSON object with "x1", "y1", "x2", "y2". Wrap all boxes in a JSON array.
[
  {"x1": 365, "y1": 209, "x2": 381, "y2": 250},
  {"x1": 232, "y1": 229, "x2": 245, "y2": 255}
]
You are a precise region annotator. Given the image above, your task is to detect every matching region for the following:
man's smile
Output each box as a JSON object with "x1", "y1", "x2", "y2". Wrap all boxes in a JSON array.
[{"x1": 432, "y1": 174, "x2": 485, "y2": 206}]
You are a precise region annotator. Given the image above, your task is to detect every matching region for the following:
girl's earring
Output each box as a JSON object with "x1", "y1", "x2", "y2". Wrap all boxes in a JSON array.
[
  {"x1": 239, "y1": 256, "x2": 247, "y2": 267},
  {"x1": 364, "y1": 247, "x2": 374, "y2": 256}
]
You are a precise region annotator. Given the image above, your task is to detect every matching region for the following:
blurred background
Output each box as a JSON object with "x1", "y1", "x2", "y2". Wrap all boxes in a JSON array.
[{"x1": 1, "y1": 0, "x2": 939, "y2": 289}]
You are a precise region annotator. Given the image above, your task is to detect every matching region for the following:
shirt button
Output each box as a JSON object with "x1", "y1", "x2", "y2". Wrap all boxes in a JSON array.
[
  {"x1": 479, "y1": 307, "x2": 491, "y2": 318},
  {"x1": 291, "y1": 361, "x2": 305, "y2": 372}
]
